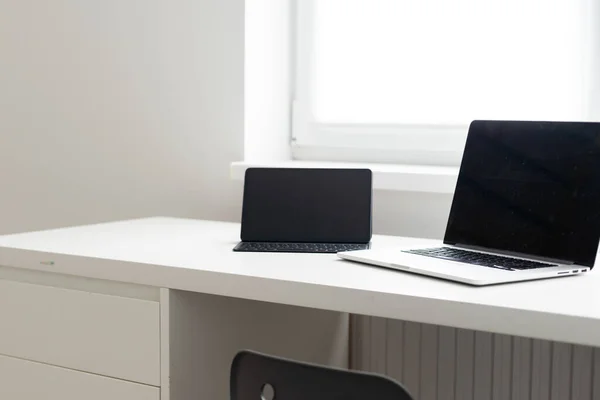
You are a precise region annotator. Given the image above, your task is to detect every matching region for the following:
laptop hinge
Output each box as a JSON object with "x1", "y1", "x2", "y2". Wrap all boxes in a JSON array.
[{"x1": 451, "y1": 243, "x2": 576, "y2": 265}]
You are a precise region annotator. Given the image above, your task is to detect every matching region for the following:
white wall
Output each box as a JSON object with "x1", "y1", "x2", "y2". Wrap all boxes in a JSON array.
[
  {"x1": 244, "y1": 0, "x2": 292, "y2": 163},
  {"x1": 0, "y1": 0, "x2": 244, "y2": 235},
  {"x1": 0, "y1": 0, "x2": 450, "y2": 239},
  {"x1": 242, "y1": 0, "x2": 452, "y2": 240},
  {"x1": 374, "y1": 190, "x2": 451, "y2": 239}
]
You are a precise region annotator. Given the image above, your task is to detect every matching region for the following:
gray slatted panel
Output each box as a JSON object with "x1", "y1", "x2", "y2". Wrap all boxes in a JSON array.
[
  {"x1": 492, "y1": 334, "x2": 512, "y2": 400},
  {"x1": 437, "y1": 326, "x2": 456, "y2": 400},
  {"x1": 370, "y1": 317, "x2": 387, "y2": 374},
  {"x1": 349, "y1": 315, "x2": 359, "y2": 369},
  {"x1": 572, "y1": 345, "x2": 593, "y2": 400},
  {"x1": 386, "y1": 319, "x2": 404, "y2": 382},
  {"x1": 350, "y1": 318, "x2": 599, "y2": 400},
  {"x1": 403, "y1": 321, "x2": 422, "y2": 398},
  {"x1": 420, "y1": 324, "x2": 438, "y2": 400},
  {"x1": 531, "y1": 339, "x2": 552, "y2": 400},
  {"x1": 474, "y1": 331, "x2": 493, "y2": 400},
  {"x1": 592, "y1": 348, "x2": 600, "y2": 400},
  {"x1": 551, "y1": 342, "x2": 573, "y2": 400},
  {"x1": 455, "y1": 329, "x2": 474, "y2": 400},
  {"x1": 512, "y1": 337, "x2": 532, "y2": 400},
  {"x1": 352, "y1": 315, "x2": 371, "y2": 371}
]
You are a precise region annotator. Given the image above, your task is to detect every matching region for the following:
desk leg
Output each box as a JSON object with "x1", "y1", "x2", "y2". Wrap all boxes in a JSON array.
[{"x1": 160, "y1": 288, "x2": 349, "y2": 400}]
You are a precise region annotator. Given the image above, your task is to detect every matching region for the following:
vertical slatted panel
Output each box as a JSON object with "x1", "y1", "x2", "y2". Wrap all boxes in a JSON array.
[
  {"x1": 492, "y1": 334, "x2": 512, "y2": 400},
  {"x1": 455, "y1": 329, "x2": 475, "y2": 400},
  {"x1": 350, "y1": 318, "x2": 599, "y2": 400},
  {"x1": 420, "y1": 324, "x2": 438, "y2": 400},
  {"x1": 437, "y1": 326, "x2": 456, "y2": 400},
  {"x1": 592, "y1": 348, "x2": 600, "y2": 400},
  {"x1": 512, "y1": 337, "x2": 532, "y2": 400},
  {"x1": 572, "y1": 345, "x2": 593, "y2": 400},
  {"x1": 531, "y1": 339, "x2": 552, "y2": 400},
  {"x1": 350, "y1": 315, "x2": 371, "y2": 371},
  {"x1": 403, "y1": 321, "x2": 422, "y2": 398},
  {"x1": 386, "y1": 319, "x2": 404, "y2": 382},
  {"x1": 551, "y1": 343, "x2": 573, "y2": 400},
  {"x1": 369, "y1": 317, "x2": 388, "y2": 374},
  {"x1": 349, "y1": 315, "x2": 359, "y2": 369},
  {"x1": 474, "y1": 331, "x2": 493, "y2": 400}
]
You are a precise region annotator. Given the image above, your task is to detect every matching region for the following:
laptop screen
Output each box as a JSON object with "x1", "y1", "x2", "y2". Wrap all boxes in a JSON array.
[
  {"x1": 445, "y1": 120, "x2": 600, "y2": 267},
  {"x1": 241, "y1": 168, "x2": 372, "y2": 243}
]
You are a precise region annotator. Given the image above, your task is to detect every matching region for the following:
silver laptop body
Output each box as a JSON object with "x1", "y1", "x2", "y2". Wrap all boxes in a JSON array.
[{"x1": 339, "y1": 120, "x2": 600, "y2": 286}]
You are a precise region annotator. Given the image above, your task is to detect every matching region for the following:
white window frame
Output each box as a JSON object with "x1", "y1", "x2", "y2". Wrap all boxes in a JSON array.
[{"x1": 291, "y1": 0, "x2": 600, "y2": 167}]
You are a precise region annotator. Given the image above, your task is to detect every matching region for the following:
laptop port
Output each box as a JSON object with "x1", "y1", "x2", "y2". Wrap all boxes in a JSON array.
[
  {"x1": 558, "y1": 271, "x2": 570, "y2": 275},
  {"x1": 572, "y1": 270, "x2": 579, "y2": 273}
]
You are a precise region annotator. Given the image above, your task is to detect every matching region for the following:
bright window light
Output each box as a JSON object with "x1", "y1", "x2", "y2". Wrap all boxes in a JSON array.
[
  {"x1": 293, "y1": 0, "x2": 596, "y2": 164},
  {"x1": 311, "y1": 0, "x2": 586, "y2": 124}
]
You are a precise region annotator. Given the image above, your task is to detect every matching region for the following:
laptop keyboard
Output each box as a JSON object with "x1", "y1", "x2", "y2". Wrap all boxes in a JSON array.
[
  {"x1": 235, "y1": 242, "x2": 369, "y2": 253},
  {"x1": 403, "y1": 247, "x2": 558, "y2": 271}
]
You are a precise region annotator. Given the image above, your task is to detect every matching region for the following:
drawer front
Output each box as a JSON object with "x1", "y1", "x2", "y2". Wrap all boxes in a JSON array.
[
  {"x1": 0, "y1": 354, "x2": 160, "y2": 400},
  {"x1": 0, "y1": 279, "x2": 160, "y2": 386}
]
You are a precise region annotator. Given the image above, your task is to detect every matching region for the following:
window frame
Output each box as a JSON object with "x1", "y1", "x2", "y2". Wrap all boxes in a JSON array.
[{"x1": 291, "y1": 0, "x2": 599, "y2": 166}]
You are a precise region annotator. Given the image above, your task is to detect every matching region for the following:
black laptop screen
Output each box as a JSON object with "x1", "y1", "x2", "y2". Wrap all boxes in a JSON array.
[
  {"x1": 241, "y1": 168, "x2": 372, "y2": 243},
  {"x1": 445, "y1": 120, "x2": 600, "y2": 267}
]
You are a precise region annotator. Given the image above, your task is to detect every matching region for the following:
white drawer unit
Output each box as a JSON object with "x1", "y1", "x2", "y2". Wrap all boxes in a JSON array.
[
  {"x1": 0, "y1": 354, "x2": 160, "y2": 400},
  {"x1": 0, "y1": 279, "x2": 160, "y2": 386}
]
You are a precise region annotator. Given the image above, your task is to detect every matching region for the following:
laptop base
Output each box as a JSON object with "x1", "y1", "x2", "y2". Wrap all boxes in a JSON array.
[{"x1": 338, "y1": 247, "x2": 586, "y2": 286}]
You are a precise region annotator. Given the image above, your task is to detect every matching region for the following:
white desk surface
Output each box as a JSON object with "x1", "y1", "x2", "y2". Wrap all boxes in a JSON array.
[{"x1": 0, "y1": 217, "x2": 599, "y2": 346}]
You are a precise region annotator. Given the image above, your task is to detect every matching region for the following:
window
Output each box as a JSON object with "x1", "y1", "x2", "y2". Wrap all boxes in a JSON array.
[{"x1": 292, "y1": 0, "x2": 599, "y2": 165}]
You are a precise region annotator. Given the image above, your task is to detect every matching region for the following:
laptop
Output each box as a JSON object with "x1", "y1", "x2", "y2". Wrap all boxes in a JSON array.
[
  {"x1": 234, "y1": 167, "x2": 372, "y2": 253},
  {"x1": 338, "y1": 120, "x2": 600, "y2": 285}
]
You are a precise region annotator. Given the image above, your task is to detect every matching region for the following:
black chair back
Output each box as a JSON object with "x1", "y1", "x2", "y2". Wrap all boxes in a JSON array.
[{"x1": 230, "y1": 350, "x2": 414, "y2": 400}]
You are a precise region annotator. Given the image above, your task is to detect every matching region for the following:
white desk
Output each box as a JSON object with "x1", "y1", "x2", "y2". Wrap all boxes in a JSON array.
[{"x1": 1, "y1": 217, "x2": 599, "y2": 399}]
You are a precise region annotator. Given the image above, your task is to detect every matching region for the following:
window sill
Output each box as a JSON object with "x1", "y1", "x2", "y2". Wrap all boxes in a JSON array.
[{"x1": 230, "y1": 161, "x2": 458, "y2": 194}]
